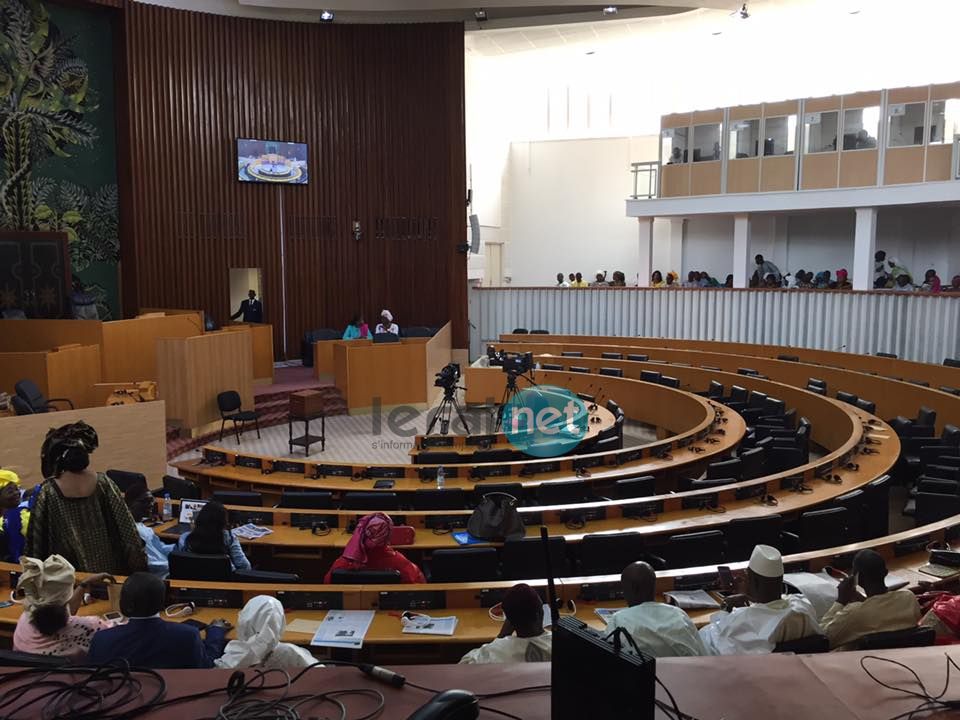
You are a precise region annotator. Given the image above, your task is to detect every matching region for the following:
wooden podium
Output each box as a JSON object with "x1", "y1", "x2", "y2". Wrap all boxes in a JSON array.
[
  {"x1": 288, "y1": 390, "x2": 325, "y2": 455},
  {"x1": 157, "y1": 331, "x2": 253, "y2": 435}
]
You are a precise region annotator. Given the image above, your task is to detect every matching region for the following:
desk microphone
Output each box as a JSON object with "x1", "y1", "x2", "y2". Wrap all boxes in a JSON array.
[{"x1": 359, "y1": 663, "x2": 407, "y2": 687}]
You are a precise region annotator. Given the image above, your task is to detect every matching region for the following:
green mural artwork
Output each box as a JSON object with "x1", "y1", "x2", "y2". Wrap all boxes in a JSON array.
[{"x1": 0, "y1": 0, "x2": 120, "y2": 318}]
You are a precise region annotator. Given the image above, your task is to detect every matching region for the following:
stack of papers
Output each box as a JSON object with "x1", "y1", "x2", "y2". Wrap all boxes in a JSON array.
[
  {"x1": 232, "y1": 524, "x2": 273, "y2": 540},
  {"x1": 663, "y1": 589, "x2": 721, "y2": 610},
  {"x1": 401, "y1": 615, "x2": 459, "y2": 636},
  {"x1": 784, "y1": 571, "x2": 912, "y2": 619},
  {"x1": 311, "y1": 610, "x2": 375, "y2": 649},
  {"x1": 594, "y1": 608, "x2": 620, "y2": 625}
]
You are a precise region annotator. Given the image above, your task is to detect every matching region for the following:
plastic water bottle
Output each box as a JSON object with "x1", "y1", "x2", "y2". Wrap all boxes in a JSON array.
[
  {"x1": 162, "y1": 492, "x2": 173, "y2": 521},
  {"x1": 436, "y1": 466, "x2": 446, "y2": 490}
]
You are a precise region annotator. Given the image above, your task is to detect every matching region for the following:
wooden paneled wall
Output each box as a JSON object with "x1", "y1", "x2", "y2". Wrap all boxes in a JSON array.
[{"x1": 118, "y1": 4, "x2": 468, "y2": 358}]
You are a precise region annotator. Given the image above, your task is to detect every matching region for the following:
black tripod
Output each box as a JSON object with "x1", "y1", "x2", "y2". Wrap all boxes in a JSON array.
[
  {"x1": 494, "y1": 371, "x2": 537, "y2": 432},
  {"x1": 426, "y1": 384, "x2": 471, "y2": 436}
]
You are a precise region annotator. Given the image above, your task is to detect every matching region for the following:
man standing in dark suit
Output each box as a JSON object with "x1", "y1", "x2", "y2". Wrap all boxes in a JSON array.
[
  {"x1": 88, "y1": 573, "x2": 230, "y2": 668},
  {"x1": 231, "y1": 289, "x2": 263, "y2": 323}
]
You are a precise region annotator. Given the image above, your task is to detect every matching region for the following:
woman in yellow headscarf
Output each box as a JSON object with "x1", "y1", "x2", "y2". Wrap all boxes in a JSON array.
[{"x1": 0, "y1": 470, "x2": 33, "y2": 563}]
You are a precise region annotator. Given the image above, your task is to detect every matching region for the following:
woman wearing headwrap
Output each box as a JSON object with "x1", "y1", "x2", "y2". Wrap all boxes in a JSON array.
[
  {"x1": 215, "y1": 595, "x2": 317, "y2": 670},
  {"x1": 324, "y1": 513, "x2": 425, "y2": 584},
  {"x1": 0, "y1": 470, "x2": 38, "y2": 563},
  {"x1": 374, "y1": 310, "x2": 399, "y2": 336},
  {"x1": 835, "y1": 269, "x2": 852, "y2": 290},
  {"x1": 921, "y1": 269, "x2": 942, "y2": 293},
  {"x1": 887, "y1": 257, "x2": 911, "y2": 284},
  {"x1": 26, "y1": 422, "x2": 146, "y2": 575},
  {"x1": 814, "y1": 271, "x2": 832, "y2": 289},
  {"x1": 651, "y1": 271, "x2": 665, "y2": 288},
  {"x1": 12, "y1": 554, "x2": 113, "y2": 660}
]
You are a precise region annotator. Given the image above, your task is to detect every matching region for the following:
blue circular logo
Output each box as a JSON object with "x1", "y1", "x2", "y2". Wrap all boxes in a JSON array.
[{"x1": 502, "y1": 385, "x2": 589, "y2": 458}]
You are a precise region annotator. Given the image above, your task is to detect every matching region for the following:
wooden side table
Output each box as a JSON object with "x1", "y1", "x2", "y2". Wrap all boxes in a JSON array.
[{"x1": 288, "y1": 390, "x2": 326, "y2": 455}]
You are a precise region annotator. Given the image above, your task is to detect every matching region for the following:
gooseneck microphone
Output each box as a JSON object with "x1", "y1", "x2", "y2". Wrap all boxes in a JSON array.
[{"x1": 359, "y1": 663, "x2": 407, "y2": 687}]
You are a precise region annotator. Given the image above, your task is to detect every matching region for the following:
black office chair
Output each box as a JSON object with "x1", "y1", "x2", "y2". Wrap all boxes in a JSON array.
[
  {"x1": 168, "y1": 551, "x2": 233, "y2": 582},
  {"x1": 217, "y1": 390, "x2": 261, "y2": 443},
  {"x1": 806, "y1": 385, "x2": 827, "y2": 396},
  {"x1": 917, "y1": 477, "x2": 958, "y2": 495},
  {"x1": 917, "y1": 407, "x2": 937, "y2": 428},
  {"x1": 531, "y1": 329, "x2": 549, "y2": 334},
  {"x1": 689, "y1": 477, "x2": 736, "y2": 491},
  {"x1": 472, "y1": 449, "x2": 517, "y2": 464},
  {"x1": 568, "y1": 366, "x2": 590, "y2": 374},
  {"x1": 541, "y1": 363, "x2": 563, "y2": 371},
  {"x1": 781, "y1": 507, "x2": 848, "y2": 552},
  {"x1": 875, "y1": 352, "x2": 898, "y2": 359},
  {"x1": 561, "y1": 351, "x2": 583, "y2": 358},
  {"x1": 776, "y1": 354, "x2": 800, "y2": 362},
  {"x1": 738, "y1": 368, "x2": 759, "y2": 376},
  {"x1": 342, "y1": 492, "x2": 399, "y2": 511},
  {"x1": 739, "y1": 447, "x2": 767, "y2": 480},
  {"x1": 278, "y1": 491, "x2": 334, "y2": 509},
  {"x1": 372, "y1": 332, "x2": 399, "y2": 344},
  {"x1": 234, "y1": 569, "x2": 300, "y2": 583},
  {"x1": 428, "y1": 548, "x2": 500, "y2": 582},
  {"x1": 855, "y1": 398, "x2": 877, "y2": 414},
  {"x1": 773, "y1": 635, "x2": 830, "y2": 654},
  {"x1": 578, "y1": 533, "x2": 648, "y2": 576},
  {"x1": 627, "y1": 354, "x2": 649, "y2": 362},
  {"x1": 512, "y1": 328, "x2": 529, "y2": 334},
  {"x1": 768, "y1": 446, "x2": 806, "y2": 473},
  {"x1": 707, "y1": 458, "x2": 742, "y2": 480},
  {"x1": 11, "y1": 396, "x2": 34, "y2": 415},
  {"x1": 707, "y1": 381, "x2": 724, "y2": 399},
  {"x1": 832, "y1": 488, "x2": 867, "y2": 542},
  {"x1": 536, "y1": 480, "x2": 589, "y2": 506},
  {"x1": 762, "y1": 397, "x2": 786, "y2": 416},
  {"x1": 0, "y1": 649, "x2": 69, "y2": 667},
  {"x1": 14, "y1": 379, "x2": 73, "y2": 413},
  {"x1": 941, "y1": 425, "x2": 960, "y2": 446},
  {"x1": 944, "y1": 357, "x2": 960, "y2": 368},
  {"x1": 601, "y1": 352, "x2": 623, "y2": 360},
  {"x1": 863, "y1": 475, "x2": 891, "y2": 539},
  {"x1": 606, "y1": 399, "x2": 622, "y2": 416},
  {"x1": 640, "y1": 370, "x2": 661, "y2": 383},
  {"x1": 211, "y1": 490, "x2": 263, "y2": 507},
  {"x1": 916, "y1": 492, "x2": 960, "y2": 525},
  {"x1": 411, "y1": 489, "x2": 468, "y2": 511},
  {"x1": 502, "y1": 536, "x2": 569, "y2": 580},
  {"x1": 747, "y1": 391, "x2": 768, "y2": 409},
  {"x1": 330, "y1": 569, "x2": 401, "y2": 584},
  {"x1": 163, "y1": 474, "x2": 201, "y2": 500},
  {"x1": 106, "y1": 469, "x2": 148, "y2": 494},
  {"x1": 807, "y1": 377, "x2": 827, "y2": 390},
  {"x1": 301, "y1": 328, "x2": 339, "y2": 367},
  {"x1": 836, "y1": 391, "x2": 858, "y2": 405},
  {"x1": 728, "y1": 385, "x2": 749, "y2": 405},
  {"x1": 660, "y1": 376, "x2": 680, "y2": 388},
  {"x1": 725, "y1": 515, "x2": 782, "y2": 561},
  {"x1": 660, "y1": 530, "x2": 725, "y2": 570},
  {"x1": 599, "y1": 367, "x2": 624, "y2": 378},
  {"x1": 855, "y1": 626, "x2": 935, "y2": 651},
  {"x1": 615, "y1": 476, "x2": 656, "y2": 499}
]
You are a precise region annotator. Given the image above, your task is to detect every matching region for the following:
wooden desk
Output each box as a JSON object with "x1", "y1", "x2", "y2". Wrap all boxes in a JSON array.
[
  {"x1": 220, "y1": 323, "x2": 275, "y2": 384},
  {"x1": 333, "y1": 323, "x2": 452, "y2": 413},
  {"x1": 0, "y1": 344, "x2": 101, "y2": 409}
]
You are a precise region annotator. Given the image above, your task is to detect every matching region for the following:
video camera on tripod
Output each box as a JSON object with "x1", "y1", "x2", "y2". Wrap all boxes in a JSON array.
[
  {"x1": 427, "y1": 363, "x2": 470, "y2": 436},
  {"x1": 434, "y1": 362, "x2": 461, "y2": 390},
  {"x1": 487, "y1": 346, "x2": 534, "y2": 377}
]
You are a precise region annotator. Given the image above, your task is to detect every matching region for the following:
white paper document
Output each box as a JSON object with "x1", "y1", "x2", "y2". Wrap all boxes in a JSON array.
[
  {"x1": 594, "y1": 608, "x2": 620, "y2": 625},
  {"x1": 310, "y1": 610, "x2": 375, "y2": 649},
  {"x1": 784, "y1": 572, "x2": 912, "y2": 619},
  {"x1": 401, "y1": 615, "x2": 459, "y2": 636},
  {"x1": 663, "y1": 589, "x2": 721, "y2": 610},
  {"x1": 231, "y1": 524, "x2": 273, "y2": 540}
]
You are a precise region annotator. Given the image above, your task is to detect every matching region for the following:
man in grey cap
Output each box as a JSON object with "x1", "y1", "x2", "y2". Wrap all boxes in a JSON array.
[{"x1": 699, "y1": 544, "x2": 821, "y2": 655}]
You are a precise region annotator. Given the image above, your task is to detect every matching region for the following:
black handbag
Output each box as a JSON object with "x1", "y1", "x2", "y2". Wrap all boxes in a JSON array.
[{"x1": 467, "y1": 492, "x2": 525, "y2": 541}]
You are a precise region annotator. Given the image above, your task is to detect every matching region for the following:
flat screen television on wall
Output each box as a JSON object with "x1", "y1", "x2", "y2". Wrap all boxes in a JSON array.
[{"x1": 237, "y1": 138, "x2": 308, "y2": 184}]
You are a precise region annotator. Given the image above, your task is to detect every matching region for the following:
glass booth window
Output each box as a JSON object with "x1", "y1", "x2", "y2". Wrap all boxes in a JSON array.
[
  {"x1": 763, "y1": 115, "x2": 797, "y2": 156},
  {"x1": 692, "y1": 123, "x2": 721, "y2": 162},
  {"x1": 803, "y1": 111, "x2": 839, "y2": 154},
  {"x1": 887, "y1": 102, "x2": 926, "y2": 147},
  {"x1": 661, "y1": 127, "x2": 689, "y2": 164},
  {"x1": 729, "y1": 119, "x2": 760, "y2": 159},
  {"x1": 931, "y1": 99, "x2": 960, "y2": 144},
  {"x1": 842, "y1": 106, "x2": 880, "y2": 150}
]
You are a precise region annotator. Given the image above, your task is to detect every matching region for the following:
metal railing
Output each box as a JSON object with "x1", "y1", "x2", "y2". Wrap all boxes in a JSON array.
[{"x1": 630, "y1": 161, "x2": 659, "y2": 199}]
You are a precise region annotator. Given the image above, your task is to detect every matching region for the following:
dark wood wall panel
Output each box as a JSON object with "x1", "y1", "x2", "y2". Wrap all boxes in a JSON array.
[{"x1": 120, "y1": 3, "x2": 467, "y2": 356}]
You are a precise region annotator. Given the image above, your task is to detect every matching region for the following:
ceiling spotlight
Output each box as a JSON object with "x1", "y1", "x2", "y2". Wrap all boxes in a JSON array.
[
  {"x1": 602, "y1": 6, "x2": 618, "y2": 15},
  {"x1": 319, "y1": 9, "x2": 334, "y2": 22},
  {"x1": 474, "y1": 8, "x2": 487, "y2": 22}
]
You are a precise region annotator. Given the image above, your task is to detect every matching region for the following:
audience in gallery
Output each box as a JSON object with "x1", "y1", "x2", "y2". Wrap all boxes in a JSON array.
[
  {"x1": 0, "y1": 469, "x2": 39, "y2": 564},
  {"x1": 459, "y1": 583, "x2": 551, "y2": 664},
  {"x1": 699, "y1": 545, "x2": 820, "y2": 655},
  {"x1": 819, "y1": 550, "x2": 921, "y2": 650},
  {"x1": 176, "y1": 500, "x2": 251, "y2": 572},
  {"x1": 88, "y1": 572, "x2": 230, "y2": 669},
  {"x1": 556, "y1": 272, "x2": 570, "y2": 288},
  {"x1": 571, "y1": 272, "x2": 589, "y2": 288},
  {"x1": 651, "y1": 270, "x2": 665, "y2": 287},
  {"x1": 342, "y1": 314, "x2": 369, "y2": 340},
  {"x1": 374, "y1": 309, "x2": 399, "y2": 335},
  {"x1": 215, "y1": 595, "x2": 317, "y2": 670},
  {"x1": 921, "y1": 269, "x2": 942, "y2": 293},
  {"x1": 589, "y1": 270, "x2": 608, "y2": 286},
  {"x1": 125, "y1": 483, "x2": 174, "y2": 577},
  {"x1": 11, "y1": 554, "x2": 113, "y2": 661},
  {"x1": 606, "y1": 561, "x2": 706, "y2": 658},
  {"x1": 25, "y1": 422, "x2": 147, "y2": 575},
  {"x1": 323, "y1": 512, "x2": 425, "y2": 584},
  {"x1": 752, "y1": 255, "x2": 782, "y2": 285}
]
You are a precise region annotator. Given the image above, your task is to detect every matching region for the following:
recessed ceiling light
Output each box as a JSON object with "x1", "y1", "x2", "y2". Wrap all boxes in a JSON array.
[
  {"x1": 474, "y1": 8, "x2": 487, "y2": 21},
  {"x1": 319, "y1": 9, "x2": 334, "y2": 22},
  {"x1": 602, "y1": 6, "x2": 618, "y2": 15}
]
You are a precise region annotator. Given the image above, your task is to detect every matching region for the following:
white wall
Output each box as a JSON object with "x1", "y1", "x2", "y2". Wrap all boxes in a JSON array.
[
  {"x1": 681, "y1": 216, "x2": 734, "y2": 281},
  {"x1": 783, "y1": 212, "x2": 856, "y2": 277}
]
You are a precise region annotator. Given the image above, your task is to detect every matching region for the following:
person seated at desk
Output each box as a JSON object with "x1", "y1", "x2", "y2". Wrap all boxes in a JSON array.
[
  {"x1": 374, "y1": 309, "x2": 399, "y2": 336},
  {"x1": 820, "y1": 550, "x2": 921, "y2": 651},
  {"x1": 459, "y1": 583, "x2": 551, "y2": 664},
  {"x1": 0, "y1": 469, "x2": 38, "y2": 564},
  {"x1": 699, "y1": 545, "x2": 821, "y2": 655},
  {"x1": 605, "y1": 561, "x2": 706, "y2": 658},
  {"x1": 324, "y1": 512, "x2": 425, "y2": 584},
  {"x1": 125, "y1": 483, "x2": 173, "y2": 577},
  {"x1": 342, "y1": 314, "x2": 370, "y2": 340},
  {"x1": 176, "y1": 501, "x2": 251, "y2": 572},
  {"x1": 215, "y1": 595, "x2": 318, "y2": 671},
  {"x1": 88, "y1": 572, "x2": 230, "y2": 669},
  {"x1": 12, "y1": 554, "x2": 113, "y2": 661},
  {"x1": 231, "y1": 289, "x2": 263, "y2": 323}
]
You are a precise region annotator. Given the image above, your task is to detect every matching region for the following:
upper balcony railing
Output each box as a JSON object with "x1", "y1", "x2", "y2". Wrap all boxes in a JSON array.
[{"x1": 630, "y1": 161, "x2": 659, "y2": 199}]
